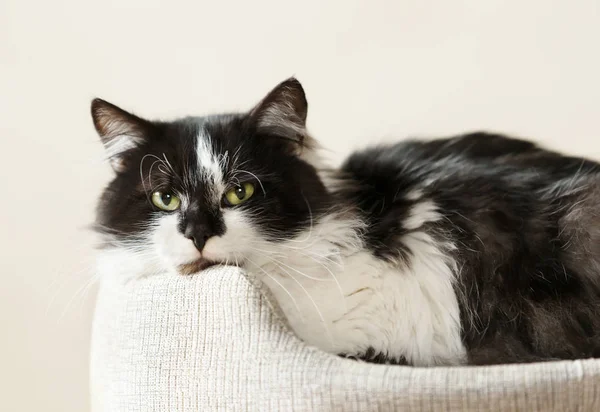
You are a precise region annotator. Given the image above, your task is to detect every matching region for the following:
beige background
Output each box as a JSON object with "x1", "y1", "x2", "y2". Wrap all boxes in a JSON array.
[{"x1": 1, "y1": 1, "x2": 599, "y2": 411}]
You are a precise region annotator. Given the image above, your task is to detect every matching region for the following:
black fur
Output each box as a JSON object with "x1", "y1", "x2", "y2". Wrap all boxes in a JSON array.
[
  {"x1": 343, "y1": 347, "x2": 408, "y2": 365},
  {"x1": 340, "y1": 133, "x2": 600, "y2": 364}
]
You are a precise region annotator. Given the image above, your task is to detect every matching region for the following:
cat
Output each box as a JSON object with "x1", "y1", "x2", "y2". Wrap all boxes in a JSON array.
[{"x1": 92, "y1": 78, "x2": 600, "y2": 366}]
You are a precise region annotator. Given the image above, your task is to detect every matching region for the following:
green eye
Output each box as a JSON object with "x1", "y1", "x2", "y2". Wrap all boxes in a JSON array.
[
  {"x1": 224, "y1": 183, "x2": 255, "y2": 206},
  {"x1": 151, "y1": 191, "x2": 181, "y2": 211}
]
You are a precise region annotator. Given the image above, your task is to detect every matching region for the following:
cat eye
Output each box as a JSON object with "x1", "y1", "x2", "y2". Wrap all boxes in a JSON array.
[
  {"x1": 224, "y1": 183, "x2": 255, "y2": 206},
  {"x1": 151, "y1": 191, "x2": 181, "y2": 211}
]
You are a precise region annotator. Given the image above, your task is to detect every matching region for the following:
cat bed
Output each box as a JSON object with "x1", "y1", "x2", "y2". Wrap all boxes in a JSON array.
[{"x1": 90, "y1": 266, "x2": 600, "y2": 411}]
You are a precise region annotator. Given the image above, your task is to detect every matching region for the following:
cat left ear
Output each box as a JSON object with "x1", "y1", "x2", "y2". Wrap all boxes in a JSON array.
[
  {"x1": 91, "y1": 99, "x2": 152, "y2": 172},
  {"x1": 249, "y1": 78, "x2": 311, "y2": 152}
]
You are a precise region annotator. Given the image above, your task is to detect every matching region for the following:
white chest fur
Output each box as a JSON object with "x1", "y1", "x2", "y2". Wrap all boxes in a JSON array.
[{"x1": 249, "y1": 214, "x2": 467, "y2": 366}]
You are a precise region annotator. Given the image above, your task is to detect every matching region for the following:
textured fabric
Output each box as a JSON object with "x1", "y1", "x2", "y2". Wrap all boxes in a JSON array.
[{"x1": 90, "y1": 266, "x2": 600, "y2": 411}]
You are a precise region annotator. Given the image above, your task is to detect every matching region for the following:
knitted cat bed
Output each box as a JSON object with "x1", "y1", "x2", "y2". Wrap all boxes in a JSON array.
[{"x1": 90, "y1": 266, "x2": 600, "y2": 411}]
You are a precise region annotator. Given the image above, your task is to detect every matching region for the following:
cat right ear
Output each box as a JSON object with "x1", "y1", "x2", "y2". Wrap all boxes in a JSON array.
[
  {"x1": 91, "y1": 99, "x2": 151, "y2": 172},
  {"x1": 249, "y1": 78, "x2": 311, "y2": 154}
]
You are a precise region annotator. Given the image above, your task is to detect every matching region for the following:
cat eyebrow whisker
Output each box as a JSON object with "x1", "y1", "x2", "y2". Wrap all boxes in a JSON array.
[
  {"x1": 147, "y1": 159, "x2": 164, "y2": 192},
  {"x1": 161, "y1": 153, "x2": 176, "y2": 175},
  {"x1": 233, "y1": 158, "x2": 252, "y2": 170},
  {"x1": 160, "y1": 153, "x2": 187, "y2": 189},
  {"x1": 233, "y1": 170, "x2": 266, "y2": 195},
  {"x1": 231, "y1": 144, "x2": 246, "y2": 170},
  {"x1": 139, "y1": 153, "x2": 174, "y2": 196},
  {"x1": 216, "y1": 150, "x2": 229, "y2": 172},
  {"x1": 139, "y1": 153, "x2": 186, "y2": 198},
  {"x1": 231, "y1": 176, "x2": 241, "y2": 188},
  {"x1": 157, "y1": 164, "x2": 171, "y2": 176},
  {"x1": 139, "y1": 154, "x2": 163, "y2": 204}
]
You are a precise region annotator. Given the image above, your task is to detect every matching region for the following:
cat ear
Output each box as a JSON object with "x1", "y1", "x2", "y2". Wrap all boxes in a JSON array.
[
  {"x1": 249, "y1": 78, "x2": 310, "y2": 151},
  {"x1": 91, "y1": 98, "x2": 152, "y2": 172}
]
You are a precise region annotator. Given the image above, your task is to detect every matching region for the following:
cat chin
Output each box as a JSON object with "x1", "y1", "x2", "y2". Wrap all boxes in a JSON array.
[{"x1": 177, "y1": 258, "x2": 220, "y2": 276}]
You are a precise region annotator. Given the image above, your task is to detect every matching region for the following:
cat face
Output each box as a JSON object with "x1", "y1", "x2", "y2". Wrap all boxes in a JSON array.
[{"x1": 93, "y1": 79, "x2": 330, "y2": 275}]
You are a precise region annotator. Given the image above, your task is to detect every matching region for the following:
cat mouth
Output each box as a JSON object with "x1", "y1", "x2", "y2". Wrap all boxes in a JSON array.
[{"x1": 177, "y1": 258, "x2": 219, "y2": 275}]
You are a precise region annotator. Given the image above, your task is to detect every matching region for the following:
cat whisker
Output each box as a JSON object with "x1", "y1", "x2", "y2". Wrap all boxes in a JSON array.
[
  {"x1": 245, "y1": 256, "x2": 304, "y2": 323},
  {"x1": 293, "y1": 193, "x2": 314, "y2": 244},
  {"x1": 263, "y1": 257, "x2": 334, "y2": 347},
  {"x1": 45, "y1": 245, "x2": 96, "y2": 317},
  {"x1": 273, "y1": 243, "x2": 344, "y2": 267},
  {"x1": 250, "y1": 249, "x2": 332, "y2": 282},
  {"x1": 264, "y1": 234, "x2": 323, "y2": 250},
  {"x1": 56, "y1": 265, "x2": 101, "y2": 322},
  {"x1": 263, "y1": 251, "x2": 347, "y2": 313},
  {"x1": 74, "y1": 270, "x2": 103, "y2": 315},
  {"x1": 254, "y1": 245, "x2": 345, "y2": 303}
]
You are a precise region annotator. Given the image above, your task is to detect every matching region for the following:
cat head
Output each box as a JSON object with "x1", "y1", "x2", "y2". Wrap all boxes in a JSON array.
[{"x1": 92, "y1": 78, "x2": 330, "y2": 275}]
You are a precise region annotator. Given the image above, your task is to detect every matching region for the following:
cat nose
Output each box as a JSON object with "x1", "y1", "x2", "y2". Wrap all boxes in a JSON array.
[{"x1": 184, "y1": 224, "x2": 212, "y2": 252}]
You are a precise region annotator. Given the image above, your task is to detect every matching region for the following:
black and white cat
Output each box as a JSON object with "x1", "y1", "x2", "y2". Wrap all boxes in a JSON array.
[{"x1": 92, "y1": 78, "x2": 600, "y2": 366}]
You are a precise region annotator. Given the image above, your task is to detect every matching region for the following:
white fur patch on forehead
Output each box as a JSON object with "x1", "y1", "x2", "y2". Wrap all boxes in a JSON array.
[{"x1": 195, "y1": 128, "x2": 226, "y2": 185}]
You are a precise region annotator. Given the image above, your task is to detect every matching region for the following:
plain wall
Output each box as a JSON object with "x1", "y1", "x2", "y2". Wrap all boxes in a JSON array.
[{"x1": 1, "y1": 1, "x2": 599, "y2": 410}]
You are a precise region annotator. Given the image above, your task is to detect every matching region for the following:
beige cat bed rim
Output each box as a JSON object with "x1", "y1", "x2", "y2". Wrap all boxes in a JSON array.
[{"x1": 90, "y1": 266, "x2": 600, "y2": 411}]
